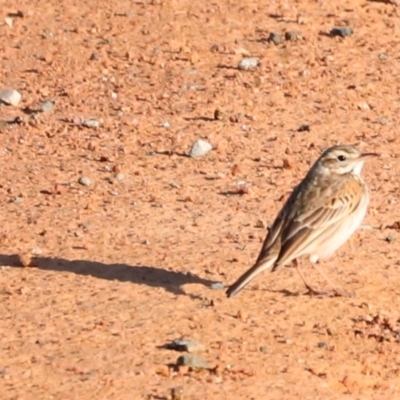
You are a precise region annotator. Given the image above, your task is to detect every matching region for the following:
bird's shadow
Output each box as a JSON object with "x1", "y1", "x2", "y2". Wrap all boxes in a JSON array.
[{"x1": 0, "y1": 254, "x2": 217, "y2": 298}]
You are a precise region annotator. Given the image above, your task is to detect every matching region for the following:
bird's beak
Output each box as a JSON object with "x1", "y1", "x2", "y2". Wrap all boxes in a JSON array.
[{"x1": 360, "y1": 152, "x2": 379, "y2": 160}]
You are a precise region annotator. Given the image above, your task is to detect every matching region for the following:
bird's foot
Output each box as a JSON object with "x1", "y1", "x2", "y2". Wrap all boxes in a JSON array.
[{"x1": 303, "y1": 285, "x2": 355, "y2": 298}]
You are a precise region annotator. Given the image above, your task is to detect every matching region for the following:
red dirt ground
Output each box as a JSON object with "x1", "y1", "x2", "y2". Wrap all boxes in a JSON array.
[{"x1": 1, "y1": 0, "x2": 400, "y2": 399}]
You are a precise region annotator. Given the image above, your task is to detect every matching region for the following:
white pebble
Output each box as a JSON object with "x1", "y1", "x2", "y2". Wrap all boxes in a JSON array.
[
  {"x1": 82, "y1": 118, "x2": 100, "y2": 128},
  {"x1": 0, "y1": 89, "x2": 21, "y2": 106},
  {"x1": 78, "y1": 176, "x2": 92, "y2": 186},
  {"x1": 238, "y1": 57, "x2": 258, "y2": 71},
  {"x1": 189, "y1": 139, "x2": 212, "y2": 158}
]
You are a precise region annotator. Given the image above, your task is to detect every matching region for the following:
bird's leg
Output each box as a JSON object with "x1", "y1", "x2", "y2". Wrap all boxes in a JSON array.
[
  {"x1": 293, "y1": 259, "x2": 348, "y2": 298},
  {"x1": 311, "y1": 262, "x2": 355, "y2": 298}
]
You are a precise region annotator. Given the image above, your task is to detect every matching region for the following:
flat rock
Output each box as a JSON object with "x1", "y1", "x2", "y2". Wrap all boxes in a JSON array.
[
  {"x1": 176, "y1": 354, "x2": 210, "y2": 370},
  {"x1": 0, "y1": 89, "x2": 21, "y2": 106}
]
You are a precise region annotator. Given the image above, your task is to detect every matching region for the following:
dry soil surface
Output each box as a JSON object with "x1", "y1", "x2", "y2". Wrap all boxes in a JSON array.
[{"x1": 1, "y1": 0, "x2": 400, "y2": 399}]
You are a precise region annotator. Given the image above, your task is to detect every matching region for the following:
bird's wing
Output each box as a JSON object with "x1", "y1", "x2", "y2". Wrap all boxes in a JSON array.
[{"x1": 275, "y1": 177, "x2": 364, "y2": 266}]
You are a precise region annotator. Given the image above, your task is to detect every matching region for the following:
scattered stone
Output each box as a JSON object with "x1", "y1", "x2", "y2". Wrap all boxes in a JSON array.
[
  {"x1": 238, "y1": 57, "x2": 258, "y2": 71},
  {"x1": 189, "y1": 139, "x2": 212, "y2": 158},
  {"x1": 255, "y1": 219, "x2": 267, "y2": 229},
  {"x1": 378, "y1": 53, "x2": 389, "y2": 61},
  {"x1": 13, "y1": 196, "x2": 23, "y2": 204},
  {"x1": 0, "y1": 89, "x2": 22, "y2": 106},
  {"x1": 210, "y1": 282, "x2": 224, "y2": 290},
  {"x1": 330, "y1": 27, "x2": 353, "y2": 37},
  {"x1": 298, "y1": 124, "x2": 310, "y2": 132},
  {"x1": 166, "y1": 339, "x2": 205, "y2": 352},
  {"x1": 317, "y1": 342, "x2": 328, "y2": 349},
  {"x1": 40, "y1": 100, "x2": 54, "y2": 113},
  {"x1": 377, "y1": 117, "x2": 389, "y2": 125},
  {"x1": 81, "y1": 118, "x2": 100, "y2": 128},
  {"x1": 78, "y1": 176, "x2": 92, "y2": 186},
  {"x1": 214, "y1": 109, "x2": 224, "y2": 121},
  {"x1": 161, "y1": 121, "x2": 170, "y2": 129},
  {"x1": 285, "y1": 31, "x2": 302, "y2": 41},
  {"x1": 115, "y1": 173, "x2": 125, "y2": 181},
  {"x1": 267, "y1": 32, "x2": 283, "y2": 45},
  {"x1": 385, "y1": 235, "x2": 395, "y2": 243},
  {"x1": 176, "y1": 354, "x2": 210, "y2": 370},
  {"x1": 18, "y1": 252, "x2": 32, "y2": 267},
  {"x1": 300, "y1": 69, "x2": 310, "y2": 76},
  {"x1": 357, "y1": 101, "x2": 370, "y2": 110},
  {"x1": 296, "y1": 13, "x2": 307, "y2": 25},
  {"x1": 4, "y1": 17, "x2": 13, "y2": 27}
]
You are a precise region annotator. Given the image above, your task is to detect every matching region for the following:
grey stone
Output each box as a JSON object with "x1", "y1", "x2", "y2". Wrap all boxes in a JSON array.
[
  {"x1": 330, "y1": 27, "x2": 353, "y2": 37},
  {"x1": 210, "y1": 282, "x2": 224, "y2": 290},
  {"x1": 166, "y1": 339, "x2": 205, "y2": 352},
  {"x1": 82, "y1": 118, "x2": 100, "y2": 128},
  {"x1": 176, "y1": 354, "x2": 210, "y2": 370},
  {"x1": 189, "y1": 139, "x2": 212, "y2": 158},
  {"x1": 238, "y1": 57, "x2": 258, "y2": 71},
  {"x1": 267, "y1": 32, "x2": 283, "y2": 45}
]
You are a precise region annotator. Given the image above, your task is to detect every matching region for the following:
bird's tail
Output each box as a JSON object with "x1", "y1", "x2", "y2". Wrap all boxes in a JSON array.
[{"x1": 226, "y1": 254, "x2": 277, "y2": 298}]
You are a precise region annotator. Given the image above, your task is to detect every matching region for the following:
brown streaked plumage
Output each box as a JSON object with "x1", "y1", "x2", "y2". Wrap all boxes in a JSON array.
[{"x1": 226, "y1": 144, "x2": 378, "y2": 298}]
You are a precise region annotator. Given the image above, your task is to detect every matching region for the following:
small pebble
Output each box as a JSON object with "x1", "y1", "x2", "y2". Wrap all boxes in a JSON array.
[
  {"x1": 115, "y1": 173, "x2": 125, "y2": 181},
  {"x1": 4, "y1": 17, "x2": 13, "y2": 27},
  {"x1": 377, "y1": 117, "x2": 389, "y2": 125},
  {"x1": 176, "y1": 354, "x2": 210, "y2": 370},
  {"x1": 285, "y1": 31, "x2": 302, "y2": 41},
  {"x1": 357, "y1": 101, "x2": 370, "y2": 111},
  {"x1": 0, "y1": 89, "x2": 22, "y2": 106},
  {"x1": 317, "y1": 342, "x2": 328, "y2": 349},
  {"x1": 330, "y1": 27, "x2": 353, "y2": 37},
  {"x1": 166, "y1": 339, "x2": 205, "y2": 353},
  {"x1": 161, "y1": 121, "x2": 170, "y2": 129},
  {"x1": 267, "y1": 32, "x2": 283, "y2": 45},
  {"x1": 78, "y1": 176, "x2": 92, "y2": 186},
  {"x1": 238, "y1": 57, "x2": 258, "y2": 71},
  {"x1": 40, "y1": 100, "x2": 54, "y2": 113},
  {"x1": 210, "y1": 282, "x2": 224, "y2": 290},
  {"x1": 189, "y1": 139, "x2": 212, "y2": 158},
  {"x1": 81, "y1": 118, "x2": 100, "y2": 128},
  {"x1": 298, "y1": 124, "x2": 310, "y2": 132},
  {"x1": 378, "y1": 53, "x2": 389, "y2": 61}
]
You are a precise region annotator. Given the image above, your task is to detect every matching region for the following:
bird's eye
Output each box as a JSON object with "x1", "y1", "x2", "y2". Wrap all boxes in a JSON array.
[{"x1": 337, "y1": 155, "x2": 346, "y2": 162}]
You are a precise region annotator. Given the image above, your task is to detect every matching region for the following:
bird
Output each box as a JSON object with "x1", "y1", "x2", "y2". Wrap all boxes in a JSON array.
[{"x1": 226, "y1": 144, "x2": 378, "y2": 298}]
